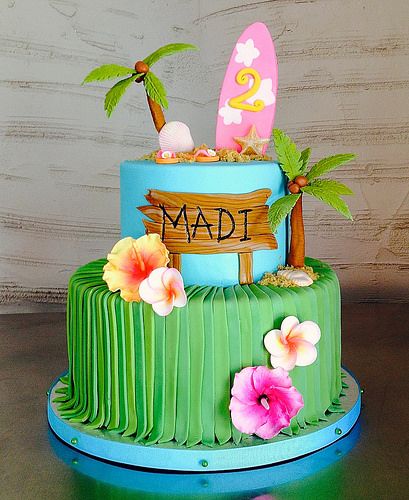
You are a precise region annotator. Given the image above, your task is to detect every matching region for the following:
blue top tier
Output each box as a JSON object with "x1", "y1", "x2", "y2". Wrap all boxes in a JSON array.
[{"x1": 120, "y1": 160, "x2": 287, "y2": 287}]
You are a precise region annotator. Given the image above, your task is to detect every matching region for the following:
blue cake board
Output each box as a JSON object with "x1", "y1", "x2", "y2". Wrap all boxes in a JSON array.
[
  {"x1": 49, "y1": 422, "x2": 360, "y2": 495},
  {"x1": 47, "y1": 368, "x2": 361, "y2": 472}
]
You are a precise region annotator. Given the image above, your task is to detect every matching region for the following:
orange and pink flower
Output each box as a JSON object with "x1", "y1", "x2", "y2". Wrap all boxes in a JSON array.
[
  {"x1": 103, "y1": 235, "x2": 169, "y2": 302},
  {"x1": 139, "y1": 267, "x2": 187, "y2": 316},
  {"x1": 264, "y1": 316, "x2": 321, "y2": 371}
]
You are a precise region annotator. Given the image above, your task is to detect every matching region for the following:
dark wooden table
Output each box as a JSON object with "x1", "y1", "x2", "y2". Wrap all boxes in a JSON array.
[{"x1": 1, "y1": 304, "x2": 408, "y2": 499}]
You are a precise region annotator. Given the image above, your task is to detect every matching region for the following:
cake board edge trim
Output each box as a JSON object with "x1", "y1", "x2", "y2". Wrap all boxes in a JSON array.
[{"x1": 47, "y1": 368, "x2": 361, "y2": 472}]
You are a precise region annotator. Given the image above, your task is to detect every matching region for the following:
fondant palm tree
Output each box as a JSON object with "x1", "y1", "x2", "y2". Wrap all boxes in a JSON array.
[
  {"x1": 82, "y1": 43, "x2": 197, "y2": 132},
  {"x1": 269, "y1": 129, "x2": 355, "y2": 268}
]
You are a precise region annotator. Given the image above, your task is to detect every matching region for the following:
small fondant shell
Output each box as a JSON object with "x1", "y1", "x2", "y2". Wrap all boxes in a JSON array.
[
  {"x1": 156, "y1": 149, "x2": 176, "y2": 159},
  {"x1": 277, "y1": 269, "x2": 314, "y2": 287},
  {"x1": 159, "y1": 121, "x2": 194, "y2": 153},
  {"x1": 194, "y1": 148, "x2": 220, "y2": 162}
]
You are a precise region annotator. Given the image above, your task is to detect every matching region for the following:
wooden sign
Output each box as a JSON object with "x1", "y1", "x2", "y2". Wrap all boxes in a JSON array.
[
  {"x1": 215, "y1": 22, "x2": 278, "y2": 152},
  {"x1": 138, "y1": 188, "x2": 277, "y2": 284}
]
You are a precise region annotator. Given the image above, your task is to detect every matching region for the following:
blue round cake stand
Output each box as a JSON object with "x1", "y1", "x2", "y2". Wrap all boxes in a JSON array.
[
  {"x1": 47, "y1": 368, "x2": 361, "y2": 473},
  {"x1": 49, "y1": 422, "x2": 360, "y2": 496}
]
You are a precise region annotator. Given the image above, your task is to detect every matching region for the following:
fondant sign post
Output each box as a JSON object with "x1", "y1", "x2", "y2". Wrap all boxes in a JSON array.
[{"x1": 138, "y1": 189, "x2": 277, "y2": 284}]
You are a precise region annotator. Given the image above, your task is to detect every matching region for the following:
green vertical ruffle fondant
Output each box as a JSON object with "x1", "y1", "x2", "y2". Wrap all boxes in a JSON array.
[{"x1": 56, "y1": 258, "x2": 342, "y2": 447}]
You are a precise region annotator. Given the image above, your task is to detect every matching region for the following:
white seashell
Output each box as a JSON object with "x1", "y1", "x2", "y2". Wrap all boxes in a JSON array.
[
  {"x1": 159, "y1": 121, "x2": 194, "y2": 153},
  {"x1": 277, "y1": 269, "x2": 314, "y2": 287}
]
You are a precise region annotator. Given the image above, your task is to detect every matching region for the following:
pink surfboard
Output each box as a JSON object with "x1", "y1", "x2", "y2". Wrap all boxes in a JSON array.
[{"x1": 215, "y1": 22, "x2": 278, "y2": 153}]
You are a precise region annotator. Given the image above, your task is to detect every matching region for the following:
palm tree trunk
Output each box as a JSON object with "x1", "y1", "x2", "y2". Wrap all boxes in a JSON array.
[
  {"x1": 147, "y1": 95, "x2": 166, "y2": 133},
  {"x1": 287, "y1": 195, "x2": 305, "y2": 267}
]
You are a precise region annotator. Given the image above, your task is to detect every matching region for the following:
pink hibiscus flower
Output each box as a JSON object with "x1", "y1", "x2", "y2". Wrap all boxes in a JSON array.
[
  {"x1": 264, "y1": 316, "x2": 321, "y2": 371},
  {"x1": 139, "y1": 267, "x2": 187, "y2": 316},
  {"x1": 229, "y1": 366, "x2": 304, "y2": 439}
]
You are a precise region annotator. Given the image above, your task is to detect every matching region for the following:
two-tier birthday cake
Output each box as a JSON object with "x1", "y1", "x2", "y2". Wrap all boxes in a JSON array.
[{"x1": 48, "y1": 22, "x2": 361, "y2": 471}]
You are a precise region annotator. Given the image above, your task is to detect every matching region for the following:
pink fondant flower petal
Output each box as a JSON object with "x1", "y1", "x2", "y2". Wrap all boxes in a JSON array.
[
  {"x1": 273, "y1": 386, "x2": 304, "y2": 419},
  {"x1": 265, "y1": 366, "x2": 293, "y2": 389},
  {"x1": 264, "y1": 329, "x2": 289, "y2": 357},
  {"x1": 256, "y1": 410, "x2": 290, "y2": 439},
  {"x1": 229, "y1": 396, "x2": 268, "y2": 435},
  {"x1": 252, "y1": 365, "x2": 293, "y2": 394},
  {"x1": 269, "y1": 349, "x2": 297, "y2": 371},
  {"x1": 139, "y1": 272, "x2": 168, "y2": 304},
  {"x1": 256, "y1": 386, "x2": 304, "y2": 439},
  {"x1": 280, "y1": 316, "x2": 299, "y2": 336},
  {"x1": 173, "y1": 285, "x2": 187, "y2": 307},
  {"x1": 231, "y1": 367, "x2": 259, "y2": 404},
  {"x1": 161, "y1": 267, "x2": 181, "y2": 287},
  {"x1": 147, "y1": 266, "x2": 168, "y2": 289},
  {"x1": 152, "y1": 298, "x2": 175, "y2": 317},
  {"x1": 289, "y1": 320, "x2": 321, "y2": 345},
  {"x1": 252, "y1": 365, "x2": 275, "y2": 395},
  {"x1": 161, "y1": 268, "x2": 187, "y2": 307},
  {"x1": 293, "y1": 339, "x2": 318, "y2": 367}
]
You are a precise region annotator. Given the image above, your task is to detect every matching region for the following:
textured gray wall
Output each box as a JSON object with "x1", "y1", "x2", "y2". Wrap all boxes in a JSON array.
[{"x1": 1, "y1": 0, "x2": 408, "y2": 311}]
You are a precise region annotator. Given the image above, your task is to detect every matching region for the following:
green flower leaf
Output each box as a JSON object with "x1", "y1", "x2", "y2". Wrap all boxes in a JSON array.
[
  {"x1": 83, "y1": 64, "x2": 135, "y2": 84},
  {"x1": 104, "y1": 75, "x2": 136, "y2": 117},
  {"x1": 273, "y1": 129, "x2": 303, "y2": 181},
  {"x1": 143, "y1": 43, "x2": 198, "y2": 67},
  {"x1": 268, "y1": 194, "x2": 301, "y2": 233},
  {"x1": 299, "y1": 147, "x2": 311, "y2": 173},
  {"x1": 144, "y1": 71, "x2": 168, "y2": 109},
  {"x1": 302, "y1": 185, "x2": 353, "y2": 220},
  {"x1": 307, "y1": 153, "x2": 356, "y2": 181},
  {"x1": 309, "y1": 178, "x2": 354, "y2": 195},
  {"x1": 327, "y1": 405, "x2": 345, "y2": 414}
]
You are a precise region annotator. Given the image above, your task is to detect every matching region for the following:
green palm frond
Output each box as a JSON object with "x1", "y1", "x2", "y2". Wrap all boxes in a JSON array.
[
  {"x1": 104, "y1": 75, "x2": 136, "y2": 117},
  {"x1": 144, "y1": 72, "x2": 168, "y2": 108},
  {"x1": 302, "y1": 185, "x2": 353, "y2": 220},
  {"x1": 83, "y1": 43, "x2": 198, "y2": 120},
  {"x1": 268, "y1": 194, "x2": 301, "y2": 232},
  {"x1": 82, "y1": 64, "x2": 135, "y2": 84},
  {"x1": 309, "y1": 179, "x2": 353, "y2": 195},
  {"x1": 299, "y1": 147, "x2": 311, "y2": 174},
  {"x1": 307, "y1": 154, "x2": 356, "y2": 181},
  {"x1": 272, "y1": 129, "x2": 303, "y2": 181},
  {"x1": 143, "y1": 43, "x2": 198, "y2": 67}
]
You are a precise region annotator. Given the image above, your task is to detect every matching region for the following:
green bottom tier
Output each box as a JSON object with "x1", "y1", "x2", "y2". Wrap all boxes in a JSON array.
[{"x1": 55, "y1": 258, "x2": 343, "y2": 447}]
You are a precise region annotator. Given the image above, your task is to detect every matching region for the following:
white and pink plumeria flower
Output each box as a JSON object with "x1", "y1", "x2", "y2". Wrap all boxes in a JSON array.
[
  {"x1": 264, "y1": 316, "x2": 321, "y2": 371},
  {"x1": 139, "y1": 267, "x2": 187, "y2": 317}
]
